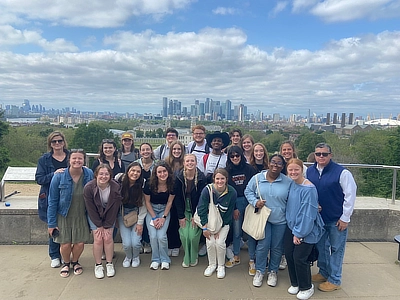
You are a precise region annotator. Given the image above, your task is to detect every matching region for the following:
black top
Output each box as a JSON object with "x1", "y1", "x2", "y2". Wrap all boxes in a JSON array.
[
  {"x1": 143, "y1": 182, "x2": 174, "y2": 205},
  {"x1": 52, "y1": 156, "x2": 68, "y2": 170}
]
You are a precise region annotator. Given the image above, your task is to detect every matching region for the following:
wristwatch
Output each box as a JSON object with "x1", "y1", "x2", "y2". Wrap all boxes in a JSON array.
[{"x1": 162, "y1": 215, "x2": 167, "y2": 219}]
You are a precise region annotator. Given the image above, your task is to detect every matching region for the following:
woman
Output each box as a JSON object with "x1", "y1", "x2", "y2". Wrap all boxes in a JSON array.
[
  {"x1": 92, "y1": 139, "x2": 125, "y2": 177},
  {"x1": 120, "y1": 132, "x2": 140, "y2": 170},
  {"x1": 197, "y1": 168, "x2": 237, "y2": 279},
  {"x1": 244, "y1": 154, "x2": 293, "y2": 287},
  {"x1": 249, "y1": 143, "x2": 269, "y2": 172},
  {"x1": 174, "y1": 154, "x2": 207, "y2": 267},
  {"x1": 118, "y1": 162, "x2": 147, "y2": 268},
  {"x1": 165, "y1": 140, "x2": 185, "y2": 257},
  {"x1": 241, "y1": 134, "x2": 255, "y2": 163},
  {"x1": 35, "y1": 131, "x2": 69, "y2": 268},
  {"x1": 284, "y1": 158, "x2": 324, "y2": 300},
  {"x1": 144, "y1": 162, "x2": 175, "y2": 270},
  {"x1": 84, "y1": 164, "x2": 122, "y2": 279},
  {"x1": 135, "y1": 142, "x2": 158, "y2": 253},
  {"x1": 225, "y1": 146, "x2": 256, "y2": 269},
  {"x1": 47, "y1": 149, "x2": 94, "y2": 278},
  {"x1": 280, "y1": 140, "x2": 307, "y2": 177}
]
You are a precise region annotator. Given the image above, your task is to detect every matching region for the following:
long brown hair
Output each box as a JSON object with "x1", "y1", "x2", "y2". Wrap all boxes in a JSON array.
[
  {"x1": 121, "y1": 162, "x2": 144, "y2": 206},
  {"x1": 150, "y1": 162, "x2": 174, "y2": 194},
  {"x1": 249, "y1": 143, "x2": 269, "y2": 170}
]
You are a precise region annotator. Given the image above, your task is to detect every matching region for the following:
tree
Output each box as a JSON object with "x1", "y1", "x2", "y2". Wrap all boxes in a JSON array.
[
  {"x1": 296, "y1": 132, "x2": 325, "y2": 160},
  {"x1": 0, "y1": 110, "x2": 10, "y2": 171},
  {"x1": 71, "y1": 122, "x2": 114, "y2": 153}
]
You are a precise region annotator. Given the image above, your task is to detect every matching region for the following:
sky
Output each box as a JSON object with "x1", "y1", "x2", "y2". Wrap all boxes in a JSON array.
[{"x1": 0, "y1": 0, "x2": 399, "y2": 118}]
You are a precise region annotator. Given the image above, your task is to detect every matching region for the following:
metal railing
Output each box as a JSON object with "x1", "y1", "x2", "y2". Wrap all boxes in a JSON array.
[{"x1": 304, "y1": 163, "x2": 400, "y2": 205}]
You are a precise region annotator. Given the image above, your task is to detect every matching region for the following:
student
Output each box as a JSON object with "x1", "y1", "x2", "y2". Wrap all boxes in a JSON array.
[
  {"x1": 120, "y1": 132, "x2": 140, "y2": 170},
  {"x1": 92, "y1": 139, "x2": 125, "y2": 177},
  {"x1": 186, "y1": 125, "x2": 210, "y2": 170},
  {"x1": 154, "y1": 128, "x2": 179, "y2": 161}
]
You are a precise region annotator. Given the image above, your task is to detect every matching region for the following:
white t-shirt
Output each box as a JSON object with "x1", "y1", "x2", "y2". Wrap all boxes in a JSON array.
[{"x1": 200, "y1": 152, "x2": 227, "y2": 175}]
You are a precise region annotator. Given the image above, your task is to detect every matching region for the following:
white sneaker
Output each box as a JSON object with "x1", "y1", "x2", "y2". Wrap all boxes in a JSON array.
[
  {"x1": 51, "y1": 258, "x2": 61, "y2": 268},
  {"x1": 161, "y1": 262, "x2": 170, "y2": 270},
  {"x1": 131, "y1": 257, "x2": 140, "y2": 268},
  {"x1": 106, "y1": 262, "x2": 115, "y2": 277},
  {"x1": 143, "y1": 242, "x2": 152, "y2": 253},
  {"x1": 279, "y1": 255, "x2": 287, "y2": 270},
  {"x1": 267, "y1": 271, "x2": 278, "y2": 287},
  {"x1": 190, "y1": 259, "x2": 198, "y2": 267},
  {"x1": 182, "y1": 261, "x2": 189, "y2": 268},
  {"x1": 253, "y1": 270, "x2": 264, "y2": 287},
  {"x1": 198, "y1": 244, "x2": 207, "y2": 257},
  {"x1": 94, "y1": 264, "x2": 104, "y2": 279},
  {"x1": 122, "y1": 257, "x2": 131, "y2": 268},
  {"x1": 288, "y1": 285, "x2": 299, "y2": 294},
  {"x1": 248, "y1": 260, "x2": 256, "y2": 276},
  {"x1": 171, "y1": 248, "x2": 180, "y2": 257},
  {"x1": 297, "y1": 285, "x2": 314, "y2": 300},
  {"x1": 150, "y1": 262, "x2": 159, "y2": 270},
  {"x1": 204, "y1": 265, "x2": 216, "y2": 277},
  {"x1": 225, "y1": 245, "x2": 234, "y2": 260},
  {"x1": 217, "y1": 266, "x2": 225, "y2": 279}
]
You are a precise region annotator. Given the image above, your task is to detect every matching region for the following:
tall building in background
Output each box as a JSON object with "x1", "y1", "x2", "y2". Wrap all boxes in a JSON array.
[
  {"x1": 349, "y1": 113, "x2": 354, "y2": 125},
  {"x1": 333, "y1": 113, "x2": 338, "y2": 124},
  {"x1": 162, "y1": 97, "x2": 168, "y2": 117},
  {"x1": 341, "y1": 113, "x2": 346, "y2": 127},
  {"x1": 225, "y1": 100, "x2": 232, "y2": 120},
  {"x1": 326, "y1": 113, "x2": 331, "y2": 125},
  {"x1": 238, "y1": 104, "x2": 245, "y2": 122},
  {"x1": 205, "y1": 98, "x2": 210, "y2": 114}
]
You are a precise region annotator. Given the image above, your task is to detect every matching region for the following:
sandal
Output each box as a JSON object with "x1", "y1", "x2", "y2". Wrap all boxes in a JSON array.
[
  {"x1": 72, "y1": 261, "x2": 83, "y2": 275},
  {"x1": 60, "y1": 263, "x2": 70, "y2": 278}
]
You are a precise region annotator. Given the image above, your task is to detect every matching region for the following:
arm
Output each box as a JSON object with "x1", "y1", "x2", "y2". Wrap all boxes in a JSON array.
[
  {"x1": 102, "y1": 183, "x2": 123, "y2": 229},
  {"x1": 35, "y1": 155, "x2": 54, "y2": 186},
  {"x1": 137, "y1": 199, "x2": 147, "y2": 225},
  {"x1": 339, "y1": 169, "x2": 357, "y2": 225},
  {"x1": 291, "y1": 187, "x2": 319, "y2": 238},
  {"x1": 244, "y1": 174, "x2": 258, "y2": 207},
  {"x1": 197, "y1": 186, "x2": 210, "y2": 226},
  {"x1": 83, "y1": 182, "x2": 103, "y2": 228},
  {"x1": 47, "y1": 173, "x2": 61, "y2": 230}
]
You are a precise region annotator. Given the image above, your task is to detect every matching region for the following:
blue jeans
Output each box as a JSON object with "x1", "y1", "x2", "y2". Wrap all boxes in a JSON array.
[
  {"x1": 146, "y1": 204, "x2": 171, "y2": 264},
  {"x1": 248, "y1": 222, "x2": 286, "y2": 275},
  {"x1": 118, "y1": 208, "x2": 142, "y2": 260},
  {"x1": 316, "y1": 222, "x2": 348, "y2": 286},
  {"x1": 49, "y1": 237, "x2": 61, "y2": 260},
  {"x1": 232, "y1": 196, "x2": 248, "y2": 256}
]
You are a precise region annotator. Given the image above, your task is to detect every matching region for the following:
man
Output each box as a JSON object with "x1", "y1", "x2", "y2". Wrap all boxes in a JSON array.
[
  {"x1": 306, "y1": 143, "x2": 357, "y2": 292},
  {"x1": 186, "y1": 125, "x2": 210, "y2": 169},
  {"x1": 153, "y1": 128, "x2": 179, "y2": 161},
  {"x1": 200, "y1": 131, "x2": 229, "y2": 182}
]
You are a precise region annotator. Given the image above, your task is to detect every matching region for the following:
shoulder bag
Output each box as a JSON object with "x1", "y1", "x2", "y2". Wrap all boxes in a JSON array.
[
  {"x1": 122, "y1": 205, "x2": 138, "y2": 227},
  {"x1": 242, "y1": 173, "x2": 271, "y2": 240}
]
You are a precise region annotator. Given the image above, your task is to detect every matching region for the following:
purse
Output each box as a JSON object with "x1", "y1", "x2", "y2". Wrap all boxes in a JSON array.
[
  {"x1": 193, "y1": 184, "x2": 223, "y2": 234},
  {"x1": 122, "y1": 206, "x2": 138, "y2": 227},
  {"x1": 242, "y1": 173, "x2": 271, "y2": 240}
]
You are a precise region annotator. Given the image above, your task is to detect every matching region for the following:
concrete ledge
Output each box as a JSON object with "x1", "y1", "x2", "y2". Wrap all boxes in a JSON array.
[{"x1": 1, "y1": 196, "x2": 399, "y2": 244}]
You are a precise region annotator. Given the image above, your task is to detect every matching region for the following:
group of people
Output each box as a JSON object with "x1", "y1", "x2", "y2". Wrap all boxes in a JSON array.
[{"x1": 35, "y1": 127, "x2": 357, "y2": 300}]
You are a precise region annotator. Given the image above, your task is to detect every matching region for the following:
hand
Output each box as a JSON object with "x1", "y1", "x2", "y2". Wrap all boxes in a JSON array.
[
  {"x1": 179, "y1": 218, "x2": 186, "y2": 228},
  {"x1": 103, "y1": 228, "x2": 112, "y2": 239},
  {"x1": 336, "y1": 219, "x2": 348, "y2": 231},
  {"x1": 233, "y1": 209, "x2": 240, "y2": 220},
  {"x1": 256, "y1": 199, "x2": 266, "y2": 209},
  {"x1": 293, "y1": 236, "x2": 302, "y2": 245},
  {"x1": 54, "y1": 168, "x2": 65, "y2": 174},
  {"x1": 203, "y1": 230, "x2": 211, "y2": 240},
  {"x1": 135, "y1": 224, "x2": 143, "y2": 235},
  {"x1": 48, "y1": 227, "x2": 58, "y2": 236}
]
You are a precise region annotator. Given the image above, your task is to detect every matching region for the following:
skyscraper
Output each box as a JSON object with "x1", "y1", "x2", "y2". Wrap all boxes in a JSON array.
[{"x1": 162, "y1": 97, "x2": 168, "y2": 117}]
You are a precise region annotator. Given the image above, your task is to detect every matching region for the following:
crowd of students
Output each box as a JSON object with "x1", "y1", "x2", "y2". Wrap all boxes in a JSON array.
[{"x1": 35, "y1": 127, "x2": 356, "y2": 300}]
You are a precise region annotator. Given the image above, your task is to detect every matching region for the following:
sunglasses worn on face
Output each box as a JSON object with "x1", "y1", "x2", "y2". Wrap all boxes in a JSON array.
[
  {"x1": 51, "y1": 139, "x2": 64, "y2": 144},
  {"x1": 230, "y1": 154, "x2": 240, "y2": 159},
  {"x1": 315, "y1": 152, "x2": 330, "y2": 157}
]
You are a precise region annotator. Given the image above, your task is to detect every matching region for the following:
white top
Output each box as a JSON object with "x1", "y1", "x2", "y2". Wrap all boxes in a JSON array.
[{"x1": 200, "y1": 152, "x2": 227, "y2": 175}]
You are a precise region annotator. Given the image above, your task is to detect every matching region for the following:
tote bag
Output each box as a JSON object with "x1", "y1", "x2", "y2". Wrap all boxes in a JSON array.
[
  {"x1": 193, "y1": 184, "x2": 223, "y2": 234},
  {"x1": 242, "y1": 173, "x2": 271, "y2": 240}
]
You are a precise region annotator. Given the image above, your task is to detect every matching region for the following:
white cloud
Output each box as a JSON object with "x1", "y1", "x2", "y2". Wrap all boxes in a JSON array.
[
  {"x1": 0, "y1": 0, "x2": 195, "y2": 28},
  {"x1": 292, "y1": 0, "x2": 400, "y2": 22},
  {"x1": 212, "y1": 7, "x2": 239, "y2": 15},
  {"x1": 269, "y1": 1, "x2": 289, "y2": 17},
  {"x1": 0, "y1": 28, "x2": 399, "y2": 116}
]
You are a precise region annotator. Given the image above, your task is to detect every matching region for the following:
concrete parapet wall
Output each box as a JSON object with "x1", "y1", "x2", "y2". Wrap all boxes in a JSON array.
[{"x1": 0, "y1": 196, "x2": 399, "y2": 244}]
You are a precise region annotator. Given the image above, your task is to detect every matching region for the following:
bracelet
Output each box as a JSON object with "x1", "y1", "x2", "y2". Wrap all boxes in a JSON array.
[
  {"x1": 202, "y1": 228, "x2": 208, "y2": 231},
  {"x1": 152, "y1": 217, "x2": 157, "y2": 220}
]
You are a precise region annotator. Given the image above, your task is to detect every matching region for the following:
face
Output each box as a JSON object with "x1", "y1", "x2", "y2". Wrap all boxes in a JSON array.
[
  {"x1": 231, "y1": 132, "x2": 241, "y2": 145},
  {"x1": 242, "y1": 138, "x2": 253, "y2": 151},
  {"x1": 156, "y1": 166, "x2": 169, "y2": 181},
  {"x1": 140, "y1": 144, "x2": 152, "y2": 159},
  {"x1": 184, "y1": 155, "x2": 196, "y2": 170},
  {"x1": 287, "y1": 163, "x2": 302, "y2": 182},
  {"x1": 172, "y1": 144, "x2": 182, "y2": 158},
  {"x1": 253, "y1": 145, "x2": 265, "y2": 161},
  {"x1": 230, "y1": 153, "x2": 241, "y2": 165},
  {"x1": 281, "y1": 143, "x2": 294, "y2": 160},
  {"x1": 102, "y1": 143, "x2": 116, "y2": 157},
  {"x1": 166, "y1": 132, "x2": 178, "y2": 144},
  {"x1": 128, "y1": 165, "x2": 142, "y2": 183},
  {"x1": 314, "y1": 147, "x2": 332, "y2": 167},
  {"x1": 269, "y1": 156, "x2": 284, "y2": 176},
  {"x1": 96, "y1": 167, "x2": 111, "y2": 185},
  {"x1": 122, "y1": 138, "x2": 133, "y2": 148},
  {"x1": 211, "y1": 137, "x2": 223, "y2": 150},
  {"x1": 50, "y1": 135, "x2": 64, "y2": 150},
  {"x1": 69, "y1": 152, "x2": 84, "y2": 169},
  {"x1": 193, "y1": 130, "x2": 205, "y2": 143},
  {"x1": 214, "y1": 172, "x2": 227, "y2": 190}
]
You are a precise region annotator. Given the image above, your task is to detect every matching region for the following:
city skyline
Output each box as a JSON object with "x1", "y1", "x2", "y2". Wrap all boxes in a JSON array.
[{"x1": 0, "y1": 1, "x2": 399, "y2": 117}]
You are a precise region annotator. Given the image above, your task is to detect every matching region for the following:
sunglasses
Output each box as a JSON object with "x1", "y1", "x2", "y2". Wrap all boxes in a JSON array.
[
  {"x1": 51, "y1": 139, "x2": 64, "y2": 144},
  {"x1": 230, "y1": 154, "x2": 240, "y2": 159},
  {"x1": 315, "y1": 152, "x2": 331, "y2": 157},
  {"x1": 270, "y1": 161, "x2": 283, "y2": 167},
  {"x1": 102, "y1": 139, "x2": 115, "y2": 143}
]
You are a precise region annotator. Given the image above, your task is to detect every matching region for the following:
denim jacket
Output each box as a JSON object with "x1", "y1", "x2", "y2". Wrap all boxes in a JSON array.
[{"x1": 47, "y1": 167, "x2": 94, "y2": 228}]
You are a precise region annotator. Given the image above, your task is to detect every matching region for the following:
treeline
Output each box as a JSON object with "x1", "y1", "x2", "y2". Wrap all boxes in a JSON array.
[{"x1": 0, "y1": 115, "x2": 399, "y2": 199}]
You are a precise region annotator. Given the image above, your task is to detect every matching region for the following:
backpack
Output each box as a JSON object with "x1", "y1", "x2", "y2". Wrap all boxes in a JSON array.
[{"x1": 190, "y1": 142, "x2": 210, "y2": 155}]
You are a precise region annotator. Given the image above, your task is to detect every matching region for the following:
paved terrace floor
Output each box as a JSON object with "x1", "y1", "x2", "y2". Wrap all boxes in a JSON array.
[{"x1": 1, "y1": 242, "x2": 399, "y2": 300}]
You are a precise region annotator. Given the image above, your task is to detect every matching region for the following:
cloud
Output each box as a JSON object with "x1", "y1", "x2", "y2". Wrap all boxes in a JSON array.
[
  {"x1": 212, "y1": 7, "x2": 239, "y2": 15},
  {"x1": 0, "y1": 0, "x2": 195, "y2": 28},
  {"x1": 0, "y1": 28, "x2": 399, "y2": 116},
  {"x1": 269, "y1": 1, "x2": 289, "y2": 17},
  {"x1": 292, "y1": 0, "x2": 400, "y2": 22}
]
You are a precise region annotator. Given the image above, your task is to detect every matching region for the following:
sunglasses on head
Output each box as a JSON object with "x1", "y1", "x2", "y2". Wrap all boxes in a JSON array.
[{"x1": 315, "y1": 152, "x2": 330, "y2": 157}]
